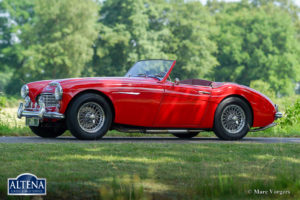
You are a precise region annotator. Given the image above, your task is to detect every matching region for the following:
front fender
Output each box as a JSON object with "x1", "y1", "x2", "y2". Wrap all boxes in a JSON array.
[{"x1": 59, "y1": 85, "x2": 115, "y2": 114}]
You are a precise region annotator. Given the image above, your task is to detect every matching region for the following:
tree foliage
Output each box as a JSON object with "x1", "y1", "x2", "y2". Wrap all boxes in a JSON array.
[
  {"x1": 0, "y1": 0, "x2": 300, "y2": 96},
  {"x1": 163, "y1": 1, "x2": 218, "y2": 80},
  {"x1": 212, "y1": 1, "x2": 300, "y2": 95},
  {"x1": 23, "y1": 0, "x2": 98, "y2": 78},
  {"x1": 5, "y1": 0, "x2": 98, "y2": 94},
  {"x1": 0, "y1": 0, "x2": 34, "y2": 92},
  {"x1": 93, "y1": 0, "x2": 217, "y2": 80}
]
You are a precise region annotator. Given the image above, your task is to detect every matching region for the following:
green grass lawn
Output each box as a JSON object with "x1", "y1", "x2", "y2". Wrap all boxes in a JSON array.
[{"x1": 0, "y1": 143, "x2": 299, "y2": 199}]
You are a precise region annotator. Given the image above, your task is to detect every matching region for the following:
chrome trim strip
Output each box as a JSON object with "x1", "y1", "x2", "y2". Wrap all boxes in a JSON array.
[
  {"x1": 113, "y1": 92, "x2": 140, "y2": 95},
  {"x1": 41, "y1": 92, "x2": 53, "y2": 95},
  {"x1": 250, "y1": 123, "x2": 277, "y2": 132},
  {"x1": 198, "y1": 91, "x2": 211, "y2": 94}
]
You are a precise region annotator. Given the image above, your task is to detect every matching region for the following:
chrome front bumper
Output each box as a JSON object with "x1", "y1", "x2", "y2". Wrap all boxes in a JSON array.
[{"x1": 17, "y1": 102, "x2": 65, "y2": 119}]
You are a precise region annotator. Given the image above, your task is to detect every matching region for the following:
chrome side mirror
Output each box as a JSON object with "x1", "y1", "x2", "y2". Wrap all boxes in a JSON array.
[{"x1": 174, "y1": 78, "x2": 180, "y2": 85}]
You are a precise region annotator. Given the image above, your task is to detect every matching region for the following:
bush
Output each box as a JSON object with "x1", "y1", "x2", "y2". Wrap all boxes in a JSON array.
[
  {"x1": 0, "y1": 96, "x2": 7, "y2": 111},
  {"x1": 279, "y1": 98, "x2": 300, "y2": 126},
  {"x1": 0, "y1": 95, "x2": 21, "y2": 108}
]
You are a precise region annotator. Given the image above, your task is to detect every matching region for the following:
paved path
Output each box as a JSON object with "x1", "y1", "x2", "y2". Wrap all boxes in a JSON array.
[{"x1": 0, "y1": 136, "x2": 300, "y2": 144}]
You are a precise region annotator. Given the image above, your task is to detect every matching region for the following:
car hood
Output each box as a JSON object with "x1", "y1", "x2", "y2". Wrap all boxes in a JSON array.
[
  {"x1": 27, "y1": 76, "x2": 154, "y2": 98},
  {"x1": 29, "y1": 77, "x2": 130, "y2": 88},
  {"x1": 25, "y1": 77, "x2": 113, "y2": 97}
]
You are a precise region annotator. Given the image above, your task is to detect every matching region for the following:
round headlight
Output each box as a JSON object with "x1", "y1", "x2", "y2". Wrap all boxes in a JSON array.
[
  {"x1": 21, "y1": 85, "x2": 29, "y2": 99},
  {"x1": 54, "y1": 85, "x2": 63, "y2": 100}
]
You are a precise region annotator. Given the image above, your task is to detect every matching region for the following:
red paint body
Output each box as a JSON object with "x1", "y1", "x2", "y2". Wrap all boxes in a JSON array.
[{"x1": 26, "y1": 61, "x2": 276, "y2": 129}]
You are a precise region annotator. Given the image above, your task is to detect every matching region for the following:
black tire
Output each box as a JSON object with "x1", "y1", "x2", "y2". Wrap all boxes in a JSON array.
[
  {"x1": 30, "y1": 123, "x2": 66, "y2": 138},
  {"x1": 213, "y1": 97, "x2": 252, "y2": 140},
  {"x1": 66, "y1": 93, "x2": 112, "y2": 140},
  {"x1": 172, "y1": 132, "x2": 199, "y2": 139}
]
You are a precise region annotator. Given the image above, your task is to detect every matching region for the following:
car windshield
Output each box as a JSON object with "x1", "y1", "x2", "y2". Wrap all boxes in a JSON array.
[{"x1": 125, "y1": 60, "x2": 174, "y2": 81}]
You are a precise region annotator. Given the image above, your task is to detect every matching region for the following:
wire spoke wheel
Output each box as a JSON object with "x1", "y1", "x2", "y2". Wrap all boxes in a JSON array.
[
  {"x1": 77, "y1": 102, "x2": 105, "y2": 133},
  {"x1": 221, "y1": 104, "x2": 246, "y2": 134}
]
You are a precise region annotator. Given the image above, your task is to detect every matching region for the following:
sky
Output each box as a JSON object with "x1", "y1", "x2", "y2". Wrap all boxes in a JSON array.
[{"x1": 198, "y1": 0, "x2": 300, "y2": 7}]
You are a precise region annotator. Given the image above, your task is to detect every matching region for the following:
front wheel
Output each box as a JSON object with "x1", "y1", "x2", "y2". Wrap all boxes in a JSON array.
[
  {"x1": 213, "y1": 97, "x2": 252, "y2": 140},
  {"x1": 66, "y1": 93, "x2": 112, "y2": 140}
]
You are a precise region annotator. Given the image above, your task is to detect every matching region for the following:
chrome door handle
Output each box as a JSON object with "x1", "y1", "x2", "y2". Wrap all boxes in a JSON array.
[{"x1": 198, "y1": 91, "x2": 211, "y2": 95}]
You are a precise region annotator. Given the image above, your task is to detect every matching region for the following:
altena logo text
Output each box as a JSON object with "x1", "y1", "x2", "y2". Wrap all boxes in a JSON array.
[{"x1": 7, "y1": 173, "x2": 46, "y2": 195}]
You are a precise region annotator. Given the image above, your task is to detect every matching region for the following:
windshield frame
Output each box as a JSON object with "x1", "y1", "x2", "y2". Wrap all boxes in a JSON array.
[{"x1": 125, "y1": 59, "x2": 176, "y2": 82}]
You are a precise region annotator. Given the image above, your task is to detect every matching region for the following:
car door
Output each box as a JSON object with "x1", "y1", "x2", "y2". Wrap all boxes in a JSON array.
[
  {"x1": 111, "y1": 79, "x2": 164, "y2": 127},
  {"x1": 154, "y1": 82, "x2": 212, "y2": 127}
]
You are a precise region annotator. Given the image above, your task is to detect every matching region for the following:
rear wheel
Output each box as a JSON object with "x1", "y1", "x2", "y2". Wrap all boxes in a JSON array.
[
  {"x1": 172, "y1": 132, "x2": 199, "y2": 139},
  {"x1": 66, "y1": 93, "x2": 112, "y2": 140},
  {"x1": 30, "y1": 123, "x2": 66, "y2": 138},
  {"x1": 213, "y1": 97, "x2": 252, "y2": 140}
]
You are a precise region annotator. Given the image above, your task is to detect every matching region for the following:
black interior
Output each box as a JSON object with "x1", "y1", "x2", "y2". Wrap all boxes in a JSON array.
[{"x1": 179, "y1": 79, "x2": 212, "y2": 86}]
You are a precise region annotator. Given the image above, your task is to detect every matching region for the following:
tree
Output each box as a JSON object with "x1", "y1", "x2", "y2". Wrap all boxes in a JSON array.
[
  {"x1": 163, "y1": 0, "x2": 218, "y2": 80},
  {"x1": 93, "y1": 0, "x2": 169, "y2": 77},
  {"x1": 93, "y1": 0, "x2": 218, "y2": 80},
  {"x1": 6, "y1": 0, "x2": 98, "y2": 94},
  {"x1": 212, "y1": 2, "x2": 300, "y2": 95},
  {"x1": 0, "y1": 0, "x2": 34, "y2": 93}
]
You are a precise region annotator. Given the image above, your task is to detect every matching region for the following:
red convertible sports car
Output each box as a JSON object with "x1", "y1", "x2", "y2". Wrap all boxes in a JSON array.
[{"x1": 17, "y1": 59, "x2": 282, "y2": 140}]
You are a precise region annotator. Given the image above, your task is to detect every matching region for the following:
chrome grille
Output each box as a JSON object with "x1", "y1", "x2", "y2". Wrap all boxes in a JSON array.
[{"x1": 41, "y1": 93, "x2": 57, "y2": 107}]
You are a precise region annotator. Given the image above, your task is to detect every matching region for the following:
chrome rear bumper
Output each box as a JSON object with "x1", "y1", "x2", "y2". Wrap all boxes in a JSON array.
[
  {"x1": 275, "y1": 112, "x2": 283, "y2": 119},
  {"x1": 274, "y1": 104, "x2": 283, "y2": 119},
  {"x1": 250, "y1": 123, "x2": 277, "y2": 132},
  {"x1": 17, "y1": 102, "x2": 65, "y2": 119}
]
